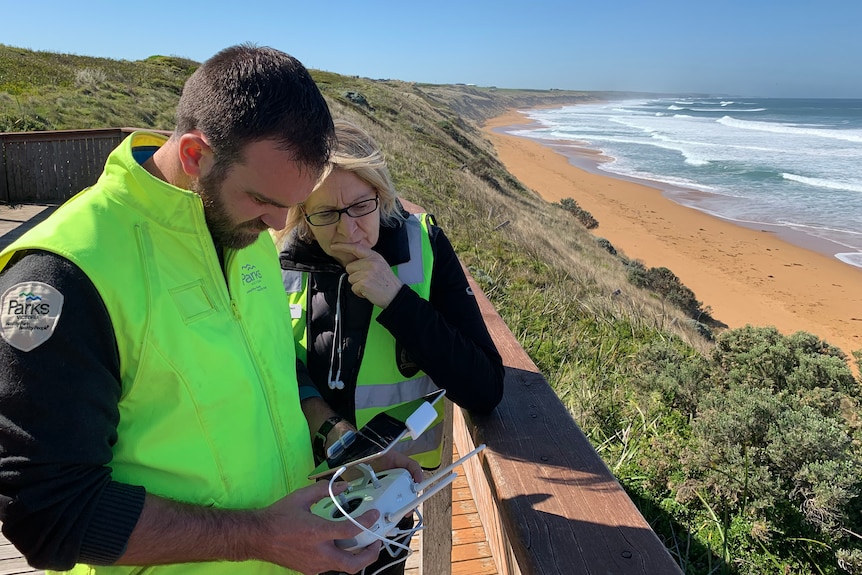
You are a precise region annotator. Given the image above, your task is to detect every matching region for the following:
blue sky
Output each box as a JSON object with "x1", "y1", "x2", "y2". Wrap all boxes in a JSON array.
[{"x1": 3, "y1": 0, "x2": 861, "y2": 98}]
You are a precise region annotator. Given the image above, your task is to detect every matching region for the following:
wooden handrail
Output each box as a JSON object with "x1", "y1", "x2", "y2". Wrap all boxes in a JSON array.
[{"x1": 448, "y1": 271, "x2": 682, "y2": 575}]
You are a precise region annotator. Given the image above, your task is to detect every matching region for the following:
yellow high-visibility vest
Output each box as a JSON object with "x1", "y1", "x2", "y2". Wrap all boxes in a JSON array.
[
  {"x1": 285, "y1": 213, "x2": 444, "y2": 468},
  {"x1": 1, "y1": 132, "x2": 312, "y2": 575}
]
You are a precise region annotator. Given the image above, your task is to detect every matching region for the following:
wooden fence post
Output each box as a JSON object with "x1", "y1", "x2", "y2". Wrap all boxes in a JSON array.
[{"x1": 419, "y1": 398, "x2": 453, "y2": 575}]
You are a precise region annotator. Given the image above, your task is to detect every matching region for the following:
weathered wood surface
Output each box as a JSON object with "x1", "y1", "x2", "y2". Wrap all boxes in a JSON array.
[
  {"x1": 0, "y1": 128, "x2": 169, "y2": 204},
  {"x1": 405, "y1": 443, "x2": 499, "y2": 575},
  {"x1": 0, "y1": 129, "x2": 125, "y2": 203},
  {"x1": 0, "y1": 532, "x2": 43, "y2": 574},
  {"x1": 0, "y1": 204, "x2": 58, "y2": 250},
  {"x1": 419, "y1": 398, "x2": 454, "y2": 575}
]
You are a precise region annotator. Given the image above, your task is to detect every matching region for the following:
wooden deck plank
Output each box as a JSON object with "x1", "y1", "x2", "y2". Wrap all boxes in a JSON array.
[
  {"x1": 452, "y1": 499, "x2": 477, "y2": 516},
  {"x1": 451, "y1": 486, "x2": 472, "y2": 503},
  {"x1": 452, "y1": 541, "x2": 493, "y2": 562},
  {"x1": 0, "y1": 204, "x2": 58, "y2": 251},
  {"x1": 0, "y1": 536, "x2": 41, "y2": 575},
  {"x1": 0, "y1": 543, "x2": 25, "y2": 560},
  {"x1": 452, "y1": 556, "x2": 499, "y2": 575},
  {"x1": 405, "y1": 444, "x2": 498, "y2": 575},
  {"x1": 452, "y1": 513, "x2": 482, "y2": 530},
  {"x1": 453, "y1": 526, "x2": 489, "y2": 546}
]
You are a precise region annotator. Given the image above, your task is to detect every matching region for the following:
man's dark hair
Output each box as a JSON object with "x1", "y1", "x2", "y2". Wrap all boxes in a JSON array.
[{"x1": 175, "y1": 43, "x2": 334, "y2": 175}]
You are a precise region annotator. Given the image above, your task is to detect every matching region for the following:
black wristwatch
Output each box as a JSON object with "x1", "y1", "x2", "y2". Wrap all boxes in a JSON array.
[{"x1": 313, "y1": 416, "x2": 343, "y2": 462}]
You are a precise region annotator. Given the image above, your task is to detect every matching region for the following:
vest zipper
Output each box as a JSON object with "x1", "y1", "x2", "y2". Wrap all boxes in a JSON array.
[{"x1": 222, "y1": 250, "x2": 292, "y2": 492}]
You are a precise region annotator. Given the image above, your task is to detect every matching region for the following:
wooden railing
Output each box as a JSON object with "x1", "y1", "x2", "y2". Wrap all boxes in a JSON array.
[
  {"x1": 0, "y1": 128, "x2": 161, "y2": 204},
  {"x1": 436, "y1": 272, "x2": 683, "y2": 574}
]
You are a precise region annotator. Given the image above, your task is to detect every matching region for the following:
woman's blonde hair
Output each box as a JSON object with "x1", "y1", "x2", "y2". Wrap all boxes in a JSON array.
[{"x1": 273, "y1": 119, "x2": 404, "y2": 246}]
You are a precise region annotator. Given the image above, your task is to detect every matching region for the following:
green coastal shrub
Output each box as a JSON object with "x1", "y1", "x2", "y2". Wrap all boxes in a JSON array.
[
  {"x1": 624, "y1": 326, "x2": 861, "y2": 573},
  {"x1": 646, "y1": 327, "x2": 862, "y2": 573},
  {"x1": 710, "y1": 326, "x2": 858, "y2": 396},
  {"x1": 595, "y1": 237, "x2": 617, "y2": 255},
  {"x1": 623, "y1": 259, "x2": 716, "y2": 324},
  {"x1": 557, "y1": 197, "x2": 598, "y2": 229}
]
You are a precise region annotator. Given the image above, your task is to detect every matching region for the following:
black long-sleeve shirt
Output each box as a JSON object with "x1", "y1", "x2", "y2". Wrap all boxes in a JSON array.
[
  {"x1": 279, "y1": 214, "x2": 504, "y2": 424},
  {"x1": 0, "y1": 250, "x2": 145, "y2": 569}
]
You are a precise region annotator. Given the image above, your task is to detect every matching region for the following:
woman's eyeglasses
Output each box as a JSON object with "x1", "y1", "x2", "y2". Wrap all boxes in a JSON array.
[{"x1": 304, "y1": 195, "x2": 379, "y2": 227}]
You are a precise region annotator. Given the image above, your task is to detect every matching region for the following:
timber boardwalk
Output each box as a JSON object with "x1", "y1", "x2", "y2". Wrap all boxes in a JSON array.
[{"x1": 0, "y1": 204, "x2": 58, "y2": 250}]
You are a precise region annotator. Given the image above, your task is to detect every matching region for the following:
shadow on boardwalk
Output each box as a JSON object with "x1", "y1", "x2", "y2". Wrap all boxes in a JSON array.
[{"x1": 0, "y1": 204, "x2": 59, "y2": 251}]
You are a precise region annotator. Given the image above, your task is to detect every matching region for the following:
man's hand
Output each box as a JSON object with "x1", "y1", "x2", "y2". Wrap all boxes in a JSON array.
[
  {"x1": 257, "y1": 480, "x2": 385, "y2": 575},
  {"x1": 370, "y1": 449, "x2": 424, "y2": 483},
  {"x1": 330, "y1": 243, "x2": 403, "y2": 308},
  {"x1": 334, "y1": 447, "x2": 423, "y2": 484},
  {"x1": 118, "y1": 484, "x2": 386, "y2": 574}
]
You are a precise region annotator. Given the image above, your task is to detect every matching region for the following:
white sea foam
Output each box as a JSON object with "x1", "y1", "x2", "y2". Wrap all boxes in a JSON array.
[
  {"x1": 783, "y1": 215, "x2": 862, "y2": 235},
  {"x1": 719, "y1": 116, "x2": 862, "y2": 143},
  {"x1": 687, "y1": 107, "x2": 766, "y2": 113},
  {"x1": 669, "y1": 103, "x2": 763, "y2": 112},
  {"x1": 781, "y1": 173, "x2": 862, "y2": 194},
  {"x1": 593, "y1": 159, "x2": 721, "y2": 194},
  {"x1": 835, "y1": 253, "x2": 862, "y2": 269},
  {"x1": 772, "y1": 220, "x2": 862, "y2": 244}
]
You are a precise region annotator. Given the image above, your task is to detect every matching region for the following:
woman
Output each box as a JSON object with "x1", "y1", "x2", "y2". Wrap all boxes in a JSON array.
[{"x1": 275, "y1": 120, "x2": 504, "y2": 572}]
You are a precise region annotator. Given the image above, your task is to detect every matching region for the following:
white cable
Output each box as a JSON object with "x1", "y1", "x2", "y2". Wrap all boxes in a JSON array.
[{"x1": 364, "y1": 510, "x2": 423, "y2": 575}]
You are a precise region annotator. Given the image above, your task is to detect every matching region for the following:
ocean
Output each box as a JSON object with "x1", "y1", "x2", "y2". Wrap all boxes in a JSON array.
[{"x1": 506, "y1": 97, "x2": 862, "y2": 270}]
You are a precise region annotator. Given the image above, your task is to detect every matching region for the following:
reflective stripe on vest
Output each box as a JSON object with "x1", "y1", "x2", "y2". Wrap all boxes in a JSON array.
[{"x1": 285, "y1": 214, "x2": 444, "y2": 468}]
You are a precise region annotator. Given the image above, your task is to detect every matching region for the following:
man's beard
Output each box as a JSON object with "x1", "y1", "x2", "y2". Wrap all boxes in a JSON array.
[{"x1": 193, "y1": 169, "x2": 267, "y2": 250}]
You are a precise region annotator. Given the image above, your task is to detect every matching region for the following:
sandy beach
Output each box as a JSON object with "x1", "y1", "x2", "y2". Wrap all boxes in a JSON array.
[{"x1": 483, "y1": 109, "x2": 862, "y2": 362}]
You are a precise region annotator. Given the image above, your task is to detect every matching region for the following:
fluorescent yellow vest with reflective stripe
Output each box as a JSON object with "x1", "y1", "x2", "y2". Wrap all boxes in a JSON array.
[
  {"x1": 286, "y1": 214, "x2": 444, "y2": 468},
  {"x1": 0, "y1": 132, "x2": 311, "y2": 575}
]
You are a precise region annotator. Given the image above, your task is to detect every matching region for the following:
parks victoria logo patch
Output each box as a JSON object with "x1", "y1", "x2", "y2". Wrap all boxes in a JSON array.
[
  {"x1": 241, "y1": 263, "x2": 267, "y2": 294},
  {"x1": 1, "y1": 281, "x2": 65, "y2": 352}
]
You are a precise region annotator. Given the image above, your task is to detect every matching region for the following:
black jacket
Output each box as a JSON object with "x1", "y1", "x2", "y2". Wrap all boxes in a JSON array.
[{"x1": 279, "y1": 213, "x2": 504, "y2": 423}]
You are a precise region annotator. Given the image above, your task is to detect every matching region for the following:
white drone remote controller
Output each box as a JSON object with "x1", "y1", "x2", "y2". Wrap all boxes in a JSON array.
[{"x1": 311, "y1": 444, "x2": 486, "y2": 552}]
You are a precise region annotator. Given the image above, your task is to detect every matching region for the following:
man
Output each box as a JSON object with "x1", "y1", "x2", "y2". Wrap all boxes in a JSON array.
[{"x1": 0, "y1": 44, "x2": 406, "y2": 575}]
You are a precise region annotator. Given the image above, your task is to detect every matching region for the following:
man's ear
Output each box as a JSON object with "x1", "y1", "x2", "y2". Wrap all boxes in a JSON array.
[{"x1": 178, "y1": 132, "x2": 213, "y2": 178}]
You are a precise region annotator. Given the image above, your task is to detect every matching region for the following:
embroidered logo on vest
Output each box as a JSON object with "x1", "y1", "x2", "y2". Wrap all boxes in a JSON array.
[{"x1": 1, "y1": 281, "x2": 65, "y2": 351}]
